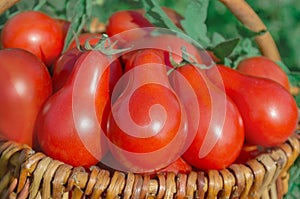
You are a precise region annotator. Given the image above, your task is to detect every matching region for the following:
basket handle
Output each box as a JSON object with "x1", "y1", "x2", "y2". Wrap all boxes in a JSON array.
[
  {"x1": 219, "y1": 0, "x2": 281, "y2": 62},
  {"x1": 0, "y1": 0, "x2": 20, "y2": 16}
]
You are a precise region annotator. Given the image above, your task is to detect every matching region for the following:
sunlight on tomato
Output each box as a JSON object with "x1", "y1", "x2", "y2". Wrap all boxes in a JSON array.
[{"x1": 1, "y1": 11, "x2": 64, "y2": 67}]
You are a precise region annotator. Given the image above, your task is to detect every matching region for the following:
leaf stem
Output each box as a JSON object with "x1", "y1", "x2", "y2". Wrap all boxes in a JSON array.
[{"x1": 219, "y1": 0, "x2": 281, "y2": 62}]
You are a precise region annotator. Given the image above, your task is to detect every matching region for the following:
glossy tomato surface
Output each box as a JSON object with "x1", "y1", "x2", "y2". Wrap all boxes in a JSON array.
[
  {"x1": 1, "y1": 11, "x2": 64, "y2": 67},
  {"x1": 208, "y1": 65, "x2": 298, "y2": 147},
  {"x1": 236, "y1": 56, "x2": 290, "y2": 90},
  {"x1": 0, "y1": 48, "x2": 52, "y2": 147},
  {"x1": 37, "y1": 50, "x2": 110, "y2": 167},
  {"x1": 107, "y1": 50, "x2": 187, "y2": 173},
  {"x1": 52, "y1": 48, "x2": 83, "y2": 92},
  {"x1": 106, "y1": 10, "x2": 154, "y2": 44},
  {"x1": 172, "y1": 65, "x2": 244, "y2": 170}
]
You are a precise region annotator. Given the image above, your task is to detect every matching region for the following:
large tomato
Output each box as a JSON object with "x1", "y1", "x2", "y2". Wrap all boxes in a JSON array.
[
  {"x1": 107, "y1": 49, "x2": 188, "y2": 173},
  {"x1": 171, "y1": 65, "x2": 244, "y2": 170},
  {"x1": 1, "y1": 11, "x2": 64, "y2": 67},
  {"x1": 0, "y1": 48, "x2": 52, "y2": 147},
  {"x1": 36, "y1": 50, "x2": 110, "y2": 167},
  {"x1": 207, "y1": 65, "x2": 298, "y2": 147}
]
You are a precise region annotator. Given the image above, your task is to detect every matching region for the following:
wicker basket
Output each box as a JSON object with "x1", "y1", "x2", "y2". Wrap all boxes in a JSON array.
[
  {"x1": 0, "y1": 0, "x2": 299, "y2": 198},
  {"x1": 0, "y1": 134, "x2": 299, "y2": 199}
]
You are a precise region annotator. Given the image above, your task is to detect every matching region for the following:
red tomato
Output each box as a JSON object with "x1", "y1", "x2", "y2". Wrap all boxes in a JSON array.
[
  {"x1": 207, "y1": 65, "x2": 298, "y2": 147},
  {"x1": 106, "y1": 10, "x2": 154, "y2": 43},
  {"x1": 236, "y1": 56, "x2": 290, "y2": 90},
  {"x1": 171, "y1": 65, "x2": 244, "y2": 170},
  {"x1": 52, "y1": 33, "x2": 104, "y2": 92},
  {"x1": 1, "y1": 11, "x2": 64, "y2": 67},
  {"x1": 52, "y1": 48, "x2": 83, "y2": 92},
  {"x1": 36, "y1": 50, "x2": 110, "y2": 167},
  {"x1": 107, "y1": 50, "x2": 188, "y2": 173},
  {"x1": 122, "y1": 34, "x2": 202, "y2": 66},
  {"x1": 123, "y1": 48, "x2": 165, "y2": 72},
  {"x1": 0, "y1": 48, "x2": 52, "y2": 147},
  {"x1": 234, "y1": 144, "x2": 261, "y2": 164},
  {"x1": 156, "y1": 157, "x2": 192, "y2": 175},
  {"x1": 55, "y1": 18, "x2": 70, "y2": 39},
  {"x1": 67, "y1": 33, "x2": 102, "y2": 50},
  {"x1": 52, "y1": 46, "x2": 123, "y2": 95}
]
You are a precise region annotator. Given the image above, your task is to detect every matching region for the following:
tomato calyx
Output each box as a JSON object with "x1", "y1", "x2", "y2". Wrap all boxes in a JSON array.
[
  {"x1": 166, "y1": 47, "x2": 211, "y2": 76},
  {"x1": 73, "y1": 33, "x2": 131, "y2": 57}
]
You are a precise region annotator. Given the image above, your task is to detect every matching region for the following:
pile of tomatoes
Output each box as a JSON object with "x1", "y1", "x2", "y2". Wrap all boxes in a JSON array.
[{"x1": 0, "y1": 8, "x2": 298, "y2": 174}]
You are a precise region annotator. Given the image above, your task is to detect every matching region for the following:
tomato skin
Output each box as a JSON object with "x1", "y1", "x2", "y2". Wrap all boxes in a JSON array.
[
  {"x1": 37, "y1": 50, "x2": 110, "y2": 167},
  {"x1": 53, "y1": 33, "x2": 123, "y2": 94},
  {"x1": 208, "y1": 65, "x2": 298, "y2": 147},
  {"x1": 67, "y1": 33, "x2": 102, "y2": 50},
  {"x1": 52, "y1": 48, "x2": 83, "y2": 92},
  {"x1": 106, "y1": 10, "x2": 153, "y2": 43},
  {"x1": 107, "y1": 50, "x2": 187, "y2": 173},
  {"x1": 236, "y1": 56, "x2": 290, "y2": 90},
  {"x1": 52, "y1": 49, "x2": 123, "y2": 95},
  {"x1": 171, "y1": 65, "x2": 244, "y2": 170},
  {"x1": 234, "y1": 144, "x2": 261, "y2": 164},
  {"x1": 55, "y1": 18, "x2": 70, "y2": 39},
  {"x1": 157, "y1": 157, "x2": 192, "y2": 175},
  {"x1": 1, "y1": 11, "x2": 64, "y2": 67},
  {"x1": 0, "y1": 48, "x2": 52, "y2": 147},
  {"x1": 124, "y1": 49, "x2": 165, "y2": 72},
  {"x1": 122, "y1": 34, "x2": 202, "y2": 66}
]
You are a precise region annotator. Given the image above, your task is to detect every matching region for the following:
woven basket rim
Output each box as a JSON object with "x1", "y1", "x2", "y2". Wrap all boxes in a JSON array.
[{"x1": 0, "y1": 133, "x2": 299, "y2": 198}]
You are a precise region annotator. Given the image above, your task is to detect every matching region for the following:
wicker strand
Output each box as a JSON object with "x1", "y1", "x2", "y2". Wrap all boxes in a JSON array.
[{"x1": 0, "y1": 134, "x2": 298, "y2": 198}]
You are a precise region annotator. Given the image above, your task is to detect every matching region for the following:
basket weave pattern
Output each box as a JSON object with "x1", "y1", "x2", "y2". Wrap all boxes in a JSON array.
[{"x1": 0, "y1": 135, "x2": 299, "y2": 198}]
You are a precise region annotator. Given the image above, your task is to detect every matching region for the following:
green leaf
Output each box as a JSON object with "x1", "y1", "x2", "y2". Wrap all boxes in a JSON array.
[
  {"x1": 276, "y1": 61, "x2": 291, "y2": 74},
  {"x1": 90, "y1": 0, "x2": 141, "y2": 24},
  {"x1": 180, "y1": 0, "x2": 210, "y2": 48},
  {"x1": 142, "y1": 0, "x2": 182, "y2": 32},
  {"x1": 63, "y1": 0, "x2": 93, "y2": 52},
  {"x1": 14, "y1": 0, "x2": 37, "y2": 11},
  {"x1": 236, "y1": 22, "x2": 267, "y2": 38},
  {"x1": 288, "y1": 72, "x2": 300, "y2": 87},
  {"x1": 210, "y1": 32, "x2": 226, "y2": 47},
  {"x1": 210, "y1": 38, "x2": 240, "y2": 61}
]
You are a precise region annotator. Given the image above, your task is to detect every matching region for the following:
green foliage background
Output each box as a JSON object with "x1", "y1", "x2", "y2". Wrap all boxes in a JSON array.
[
  {"x1": 85, "y1": 0, "x2": 299, "y2": 71},
  {"x1": 1, "y1": 0, "x2": 299, "y2": 72},
  {"x1": 154, "y1": 0, "x2": 300, "y2": 72}
]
